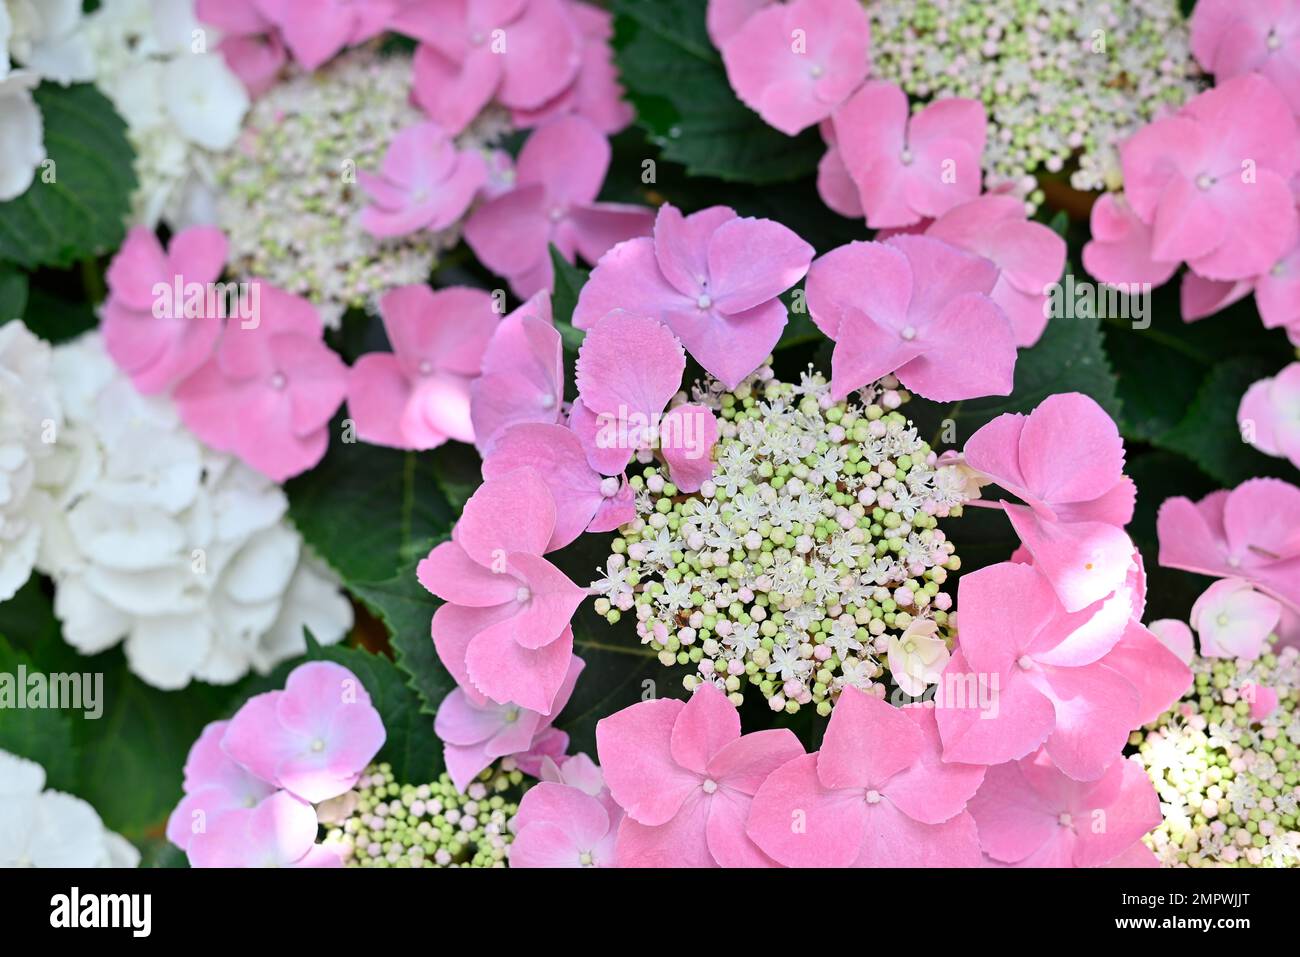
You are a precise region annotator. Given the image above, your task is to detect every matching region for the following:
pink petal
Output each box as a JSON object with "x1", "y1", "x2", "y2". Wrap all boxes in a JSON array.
[
  {"x1": 417, "y1": 540, "x2": 519, "y2": 608},
  {"x1": 454, "y1": 468, "x2": 557, "y2": 565},
  {"x1": 596, "y1": 697, "x2": 704, "y2": 827},
  {"x1": 575, "y1": 311, "x2": 684, "y2": 422},
  {"x1": 465, "y1": 621, "x2": 575, "y2": 714},
  {"x1": 746, "y1": 752, "x2": 866, "y2": 867},
  {"x1": 1031, "y1": 660, "x2": 1139, "y2": 782},
  {"x1": 882, "y1": 706, "x2": 985, "y2": 825},
  {"x1": 616, "y1": 790, "x2": 717, "y2": 868},
  {"x1": 515, "y1": 113, "x2": 609, "y2": 206},
  {"x1": 1099, "y1": 621, "x2": 1193, "y2": 727},
  {"x1": 668, "y1": 683, "x2": 741, "y2": 775},
  {"x1": 817, "y1": 687, "x2": 923, "y2": 790},
  {"x1": 852, "y1": 802, "x2": 982, "y2": 867},
  {"x1": 659, "y1": 404, "x2": 718, "y2": 493}
]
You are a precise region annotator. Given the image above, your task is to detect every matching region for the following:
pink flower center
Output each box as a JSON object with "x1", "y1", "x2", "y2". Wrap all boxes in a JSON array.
[
  {"x1": 1017, "y1": 654, "x2": 1034, "y2": 670},
  {"x1": 270, "y1": 372, "x2": 288, "y2": 391},
  {"x1": 1195, "y1": 173, "x2": 1214, "y2": 191},
  {"x1": 899, "y1": 148, "x2": 914, "y2": 166},
  {"x1": 515, "y1": 586, "x2": 531, "y2": 603},
  {"x1": 865, "y1": 789, "x2": 882, "y2": 804},
  {"x1": 1058, "y1": 812, "x2": 1073, "y2": 828},
  {"x1": 696, "y1": 294, "x2": 712, "y2": 309},
  {"x1": 311, "y1": 738, "x2": 326, "y2": 752},
  {"x1": 900, "y1": 325, "x2": 917, "y2": 341},
  {"x1": 549, "y1": 205, "x2": 567, "y2": 222},
  {"x1": 702, "y1": 778, "x2": 718, "y2": 794},
  {"x1": 599, "y1": 477, "x2": 620, "y2": 498},
  {"x1": 539, "y1": 393, "x2": 556, "y2": 409},
  {"x1": 1268, "y1": 30, "x2": 1282, "y2": 51}
]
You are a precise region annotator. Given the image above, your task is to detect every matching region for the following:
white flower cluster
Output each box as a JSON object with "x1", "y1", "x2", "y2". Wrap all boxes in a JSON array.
[
  {"x1": 0, "y1": 0, "x2": 95, "y2": 200},
  {"x1": 0, "y1": 321, "x2": 59, "y2": 602},
  {"x1": 83, "y1": 0, "x2": 249, "y2": 227},
  {"x1": 0, "y1": 749, "x2": 138, "y2": 867},
  {"x1": 594, "y1": 367, "x2": 971, "y2": 715},
  {"x1": 34, "y1": 333, "x2": 352, "y2": 690}
]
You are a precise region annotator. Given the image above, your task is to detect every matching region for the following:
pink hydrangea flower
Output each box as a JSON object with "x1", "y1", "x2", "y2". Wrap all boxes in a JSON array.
[
  {"x1": 358, "y1": 122, "x2": 488, "y2": 238},
  {"x1": 1191, "y1": 0, "x2": 1300, "y2": 114},
  {"x1": 435, "y1": 655, "x2": 584, "y2": 792},
  {"x1": 936, "y1": 562, "x2": 1140, "y2": 782},
  {"x1": 573, "y1": 203, "x2": 814, "y2": 389},
  {"x1": 706, "y1": 0, "x2": 775, "y2": 46},
  {"x1": 1239, "y1": 362, "x2": 1300, "y2": 468},
  {"x1": 102, "y1": 226, "x2": 228, "y2": 395},
  {"x1": 596, "y1": 683, "x2": 803, "y2": 867},
  {"x1": 510, "y1": 1, "x2": 633, "y2": 134},
  {"x1": 1098, "y1": 619, "x2": 1194, "y2": 726},
  {"x1": 188, "y1": 790, "x2": 340, "y2": 868},
  {"x1": 1180, "y1": 271, "x2": 1256, "y2": 321},
  {"x1": 805, "y1": 234, "x2": 1016, "y2": 402},
  {"x1": 195, "y1": 0, "x2": 286, "y2": 96},
  {"x1": 468, "y1": 294, "x2": 566, "y2": 455},
  {"x1": 968, "y1": 749, "x2": 1161, "y2": 868},
  {"x1": 510, "y1": 780, "x2": 621, "y2": 868},
  {"x1": 1190, "y1": 577, "x2": 1282, "y2": 660},
  {"x1": 172, "y1": 284, "x2": 348, "y2": 482},
  {"x1": 1256, "y1": 235, "x2": 1300, "y2": 334},
  {"x1": 962, "y1": 392, "x2": 1137, "y2": 612},
  {"x1": 256, "y1": 0, "x2": 396, "y2": 70},
  {"x1": 1120, "y1": 74, "x2": 1300, "y2": 281},
  {"x1": 1081, "y1": 192, "x2": 1181, "y2": 289},
  {"x1": 347, "y1": 284, "x2": 498, "y2": 450},
  {"x1": 1157, "y1": 478, "x2": 1300, "y2": 615},
  {"x1": 719, "y1": 0, "x2": 871, "y2": 136},
  {"x1": 816, "y1": 119, "x2": 865, "y2": 218},
  {"x1": 419, "y1": 468, "x2": 585, "y2": 714},
  {"x1": 923, "y1": 195, "x2": 1067, "y2": 347},
  {"x1": 221, "y1": 661, "x2": 387, "y2": 804},
  {"x1": 482, "y1": 423, "x2": 635, "y2": 550},
  {"x1": 464, "y1": 115, "x2": 653, "y2": 298},
  {"x1": 166, "y1": 720, "x2": 275, "y2": 852},
  {"x1": 568, "y1": 312, "x2": 719, "y2": 491},
  {"x1": 748, "y1": 688, "x2": 984, "y2": 867},
  {"x1": 403, "y1": 0, "x2": 581, "y2": 134},
  {"x1": 1148, "y1": 619, "x2": 1196, "y2": 664},
  {"x1": 831, "y1": 80, "x2": 986, "y2": 228}
]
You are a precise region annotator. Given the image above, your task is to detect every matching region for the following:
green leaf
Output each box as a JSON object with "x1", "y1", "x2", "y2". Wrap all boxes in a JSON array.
[
  {"x1": 20, "y1": 284, "x2": 98, "y2": 344},
  {"x1": 287, "y1": 434, "x2": 458, "y2": 716},
  {"x1": 1157, "y1": 356, "x2": 1296, "y2": 487},
  {"x1": 549, "y1": 244, "x2": 589, "y2": 347},
  {"x1": 0, "y1": 635, "x2": 80, "y2": 793},
  {"x1": 0, "y1": 83, "x2": 137, "y2": 269},
  {"x1": 427, "y1": 440, "x2": 483, "y2": 513},
  {"x1": 287, "y1": 433, "x2": 455, "y2": 584},
  {"x1": 0, "y1": 265, "x2": 28, "y2": 322},
  {"x1": 612, "y1": 0, "x2": 823, "y2": 185}
]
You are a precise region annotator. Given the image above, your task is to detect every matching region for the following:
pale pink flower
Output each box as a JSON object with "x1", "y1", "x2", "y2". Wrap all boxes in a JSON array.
[
  {"x1": 464, "y1": 115, "x2": 654, "y2": 298},
  {"x1": 419, "y1": 468, "x2": 585, "y2": 714},
  {"x1": 221, "y1": 661, "x2": 387, "y2": 804},
  {"x1": 596, "y1": 683, "x2": 803, "y2": 867},
  {"x1": 1157, "y1": 478, "x2": 1300, "y2": 615},
  {"x1": 358, "y1": 122, "x2": 487, "y2": 238},
  {"x1": 936, "y1": 562, "x2": 1140, "y2": 782},
  {"x1": 172, "y1": 284, "x2": 348, "y2": 482},
  {"x1": 1120, "y1": 74, "x2": 1300, "y2": 281},
  {"x1": 402, "y1": 0, "x2": 582, "y2": 134},
  {"x1": 923, "y1": 195, "x2": 1067, "y2": 347},
  {"x1": 815, "y1": 119, "x2": 864, "y2": 218},
  {"x1": 510, "y1": 1, "x2": 634, "y2": 134},
  {"x1": 256, "y1": 0, "x2": 396, "y2": 70},
  {"x1": 831, "y1": 80, "x2": 986, "y2": 228},
  {"x1": 166, "y1": 720, "x2": 275, "y2": 852},
  {"x1": 1190, "y1": 577, "x2": 1282, "y2": 659},
  {"x1": 102, "y1": 226, "x2": 229, "y2": 395},
  {"x1": 1147, "y1": 619, "x2": 1196, "y2": 664},
  {"x1": 706, "y1": 0, "x2": 775, "y2": 46},
  {"x1": 573, "y1": 203, "x2": 813, "y2": 389},
  {"x1": 195, "y1": 0, "x2": 287, "y2": 95},
  {"x1": 748, "y1": 688, "x2": 984, "y2": 867},
  {"x1": 510, "y1": 780, "x2": 621, "y2": 868},
  {"x1": 805, "y1": 234, "x2": 1015, "y2": 402},
  {"x1": 482, "y1": 423, "x2": 635, "y2": 551},
  {"x1": 347, "y1": 284, "x2": 498, "y2": 450},
  {"x1": 968, "y1": 749, "x2": 1161, "y2": 868},
  {"x1": 962, "y1": 392, "x2": 1137, "y2": 612},
  {"x1": 1081, "y1": 192, "x2": 1181, "y2": 288},
  {"x1": 1238, "y1": 362, "x2": 1300, "y2": 468},
  {"x1": 720, "y1": 0, "x2": 871, "y2": 136},
  {"x1": 435, "y1": 655, "x2": 584, "y2": 792},
  {"x1": 1191, "y1": 0, "x2": 1300, "y2": 114},
  {"x1": 188, "y1": 790, "x2": 340, "y2": 868}
]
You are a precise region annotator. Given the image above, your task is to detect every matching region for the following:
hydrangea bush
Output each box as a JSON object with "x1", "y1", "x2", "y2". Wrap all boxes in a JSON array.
[{"x1": 0, "y1": 0, "x2": 1297, "y2": 872}]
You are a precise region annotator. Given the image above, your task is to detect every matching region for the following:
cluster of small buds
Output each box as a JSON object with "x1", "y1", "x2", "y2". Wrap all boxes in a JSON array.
[
  {"x1": 592, "y1": 365, "x2": 972, "y2": 716},
  {"x1": 1133, "y1": 641, "x2": 1300, "y2": 868},
  {"x1": 323, "y1": 762, "x2": 525, "y2": 868},
  {"x1": 215, "y1": 45, "x2": 509, "y2": 326},
  {"x1": 865, "y1": 0, "x2": 1202, "y2": 203}
]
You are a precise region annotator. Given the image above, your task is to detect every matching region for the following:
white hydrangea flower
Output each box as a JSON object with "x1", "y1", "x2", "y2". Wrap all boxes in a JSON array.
[
  {"x1": 0, "y1": 321, "x2": 60, "y2": 601},
  {"x1": 35, "y1": 333, "x2": 353, "y2": 689},
  {"x1": 83, "y1": 0, "x2": 248, "y2": 228},
  {"x1": 0, "y1": 750, "x2": 138, "y2": 868}
]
